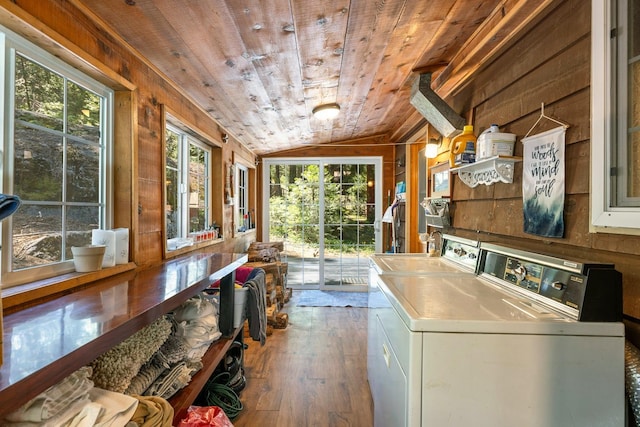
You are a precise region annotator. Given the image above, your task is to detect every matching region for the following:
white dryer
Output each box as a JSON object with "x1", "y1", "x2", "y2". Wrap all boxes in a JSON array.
[{"x1": 368, "y1": 241, "x2": 624, "y2": 427}]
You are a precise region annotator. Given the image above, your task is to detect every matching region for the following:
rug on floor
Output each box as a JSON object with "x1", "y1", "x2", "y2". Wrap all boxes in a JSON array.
[{"x1": 295, "y1": 290, "x2": 387, "y2": 308}]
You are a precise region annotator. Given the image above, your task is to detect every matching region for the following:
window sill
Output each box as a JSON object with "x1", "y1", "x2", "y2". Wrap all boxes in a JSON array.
[
  {"x1": 234, "y1": 228, "x2": 256, "y2": 237},
  {"x1": 165, "y1": 237, "x2": 225, "y2": 260},
  {"x1": 1, "y1": 262, "x2": 138, "y2": 312}
]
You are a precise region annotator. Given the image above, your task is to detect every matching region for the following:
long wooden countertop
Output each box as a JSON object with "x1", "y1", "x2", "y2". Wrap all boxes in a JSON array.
[{"x1": 0, "y1": 251, "x2": 247, "y2": 419}]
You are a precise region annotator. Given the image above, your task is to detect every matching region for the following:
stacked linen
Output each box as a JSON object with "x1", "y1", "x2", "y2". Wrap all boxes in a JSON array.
[
  {"x1": 89, "y1": 317, "x2": 173, "y2": 394},
  {"x1": 2, "y1": 367, "x2": 138, "y2": 427},
  {"x1": 125, "y1": 294, "x2": 222, "y2": 400},
  {"x1": 171, "y1": 294, "x2": 221, "y2": 362}
]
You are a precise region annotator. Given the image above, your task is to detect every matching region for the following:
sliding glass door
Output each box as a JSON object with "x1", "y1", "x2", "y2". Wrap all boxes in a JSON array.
[{"x1": 263, "y1": 157, "x2": 382, "y2": 290}]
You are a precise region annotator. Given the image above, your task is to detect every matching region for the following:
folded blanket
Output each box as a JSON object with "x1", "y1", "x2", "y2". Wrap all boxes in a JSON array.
[
  {"x1": 90, "y1": 316, "x2": 172, "y2": 393},
  {"x1": 128, "y1": 395, "x2": 173, "y2": 427},
  {"x1": 4, "y1": 367, "x2": 94, "y2": 423}
]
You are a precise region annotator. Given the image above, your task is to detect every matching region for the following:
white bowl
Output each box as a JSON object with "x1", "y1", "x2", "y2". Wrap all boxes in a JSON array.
[{"x1": 71, "y1": 245, "x2": 106, "y2": 272}]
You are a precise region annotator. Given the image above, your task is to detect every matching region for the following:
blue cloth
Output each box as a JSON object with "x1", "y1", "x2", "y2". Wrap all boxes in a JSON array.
[{"x1": 0, "y1": 193, "x2": 20, "y2": 221}]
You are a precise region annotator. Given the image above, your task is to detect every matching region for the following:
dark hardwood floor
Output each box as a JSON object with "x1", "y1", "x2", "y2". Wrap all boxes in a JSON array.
[{"x1": 233, "y1": 292, "x2": 374, "y2": 427}]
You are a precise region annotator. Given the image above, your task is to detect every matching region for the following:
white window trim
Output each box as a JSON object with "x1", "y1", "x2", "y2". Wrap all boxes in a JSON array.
[
  {"x1": 1, "y1": 25, "x2": 114, "y2": 286},
  {"x1": 590, "y1": 0, "x2": 640, "y2": 234},
  {"x1": 165, "y1": 123, "x2": 212, "y2": 247},
  {"x1": 234, "y1": 163, "x2": 249, "y2": 232}
]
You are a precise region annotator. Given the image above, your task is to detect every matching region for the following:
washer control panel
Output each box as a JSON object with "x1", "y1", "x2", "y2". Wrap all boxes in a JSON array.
[{"x1": 441, "y1": 238, "x2": 480, "y2": 271}]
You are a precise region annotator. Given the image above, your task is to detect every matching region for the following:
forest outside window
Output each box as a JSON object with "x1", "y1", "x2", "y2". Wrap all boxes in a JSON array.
[
  {"x1": 165, "y1": 123, "x2": 213, "y2": 250},
  {"x1": 591, "y1": 0, "x2": 640, "y2": 231},
  {"x1": 0, "y1": 25, "x2": 113, "y2": 287}
]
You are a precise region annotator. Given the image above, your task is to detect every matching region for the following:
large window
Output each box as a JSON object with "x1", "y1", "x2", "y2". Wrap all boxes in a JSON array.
[
  {"x1": 165, "y1": 123, "x2": 212, "y2": 250},
  {"x1": 1, "y1": 26, "x2": 112, "y2": 287},
  {"x1": 591, "y1": 0, "x2": 640, "y2": 230}
]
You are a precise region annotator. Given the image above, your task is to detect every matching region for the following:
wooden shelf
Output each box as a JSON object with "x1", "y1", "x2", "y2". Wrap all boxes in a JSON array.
[
  {"x1": 169, "y1": 325, "x2": 243, "y2": 424},
  {"x1": 0, "y1": 251, "x2": 247, "y2": 420},
  {"x1": 450, "y1": 155, "x2": 522, "y2": 187}
]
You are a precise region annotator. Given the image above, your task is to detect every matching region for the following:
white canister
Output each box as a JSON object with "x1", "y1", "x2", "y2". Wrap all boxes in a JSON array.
[
  {"x1": 477, "y1": 125, "x2": 516, "y2": 160},
  {"x1": 113, "y1": 228, "x2": 129, "y2": 264},
  {"x1": 92, "y1": 229, "x2": 116, "y2": 267}
]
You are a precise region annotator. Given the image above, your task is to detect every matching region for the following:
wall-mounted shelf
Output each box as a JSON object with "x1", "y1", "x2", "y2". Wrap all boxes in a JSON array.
[{"x1": 450, "y1": 155, "x2": 522, "y2": 188}]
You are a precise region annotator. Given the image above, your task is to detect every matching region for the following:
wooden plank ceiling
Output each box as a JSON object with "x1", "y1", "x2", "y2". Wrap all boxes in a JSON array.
[{"x1": 72, "y1": 0, "x2": 552, "y2": 154}]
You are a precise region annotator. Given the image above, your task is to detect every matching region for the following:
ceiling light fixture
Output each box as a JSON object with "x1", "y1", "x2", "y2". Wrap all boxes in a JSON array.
[{"x1": 312, "y1": 103, "x2": 340, "y2": 120}]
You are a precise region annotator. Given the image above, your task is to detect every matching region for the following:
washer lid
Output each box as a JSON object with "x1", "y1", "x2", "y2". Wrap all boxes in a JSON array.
[
  {"x1": 376, "y1": 273, "x2": 624, "y2": 336},
  {"x1": 369, "y1": 254, "x2": 475, "y2": 275}
]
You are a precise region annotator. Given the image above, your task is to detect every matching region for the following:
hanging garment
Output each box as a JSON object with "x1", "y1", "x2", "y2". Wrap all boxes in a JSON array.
[{"x1": 243, "y1": 268, "x2": 267, "y2": 345}]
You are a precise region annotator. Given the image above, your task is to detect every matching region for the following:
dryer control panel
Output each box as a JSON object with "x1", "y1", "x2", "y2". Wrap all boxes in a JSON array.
[{"x1": 478, "y1": 243, "x2": 622, "y2": 322}]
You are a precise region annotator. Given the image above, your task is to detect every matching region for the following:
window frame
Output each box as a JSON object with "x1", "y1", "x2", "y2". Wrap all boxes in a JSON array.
[
  {"x1": 591, "y1": 0, "x2": 640, "y2": 232},
  {"x1": 234, "y1": 163, "x2": 250, "y2": 233},
  {"x1": 164, "y1": 121, "x2": 213, "y2": 251},
  {"x1": 0, "y1": 25, "x2": 114, "y2": 287}
]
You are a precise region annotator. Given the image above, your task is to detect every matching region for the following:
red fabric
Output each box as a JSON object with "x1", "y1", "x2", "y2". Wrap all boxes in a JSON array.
[
  {"x1": 234, "y1": 266, "x2": 253, "y2": 284},
  {"x1": 177, "y1": 406, "x2": 234, "y2": 427},
  {"x1": 209, "y1": 266, "x2": 254, "y2": 289}
]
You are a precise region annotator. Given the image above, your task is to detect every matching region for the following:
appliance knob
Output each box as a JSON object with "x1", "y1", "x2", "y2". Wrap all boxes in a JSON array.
[{"x1": 551, "y1": 281, "x2": 565, "y2": 291}]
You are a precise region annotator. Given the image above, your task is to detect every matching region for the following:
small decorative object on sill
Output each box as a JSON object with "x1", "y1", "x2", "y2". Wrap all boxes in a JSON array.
[
  {"x1": 92, "y1": 229, "x2": 116, "y2": 267},
  {"x1": 71, "y1": 245, "x2": 106, "y2": 272}
]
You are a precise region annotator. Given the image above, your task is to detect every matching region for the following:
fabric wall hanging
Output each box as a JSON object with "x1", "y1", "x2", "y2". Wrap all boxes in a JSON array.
[{"x1": 522, "y1": 126, "x2": 566, "y2": 238}]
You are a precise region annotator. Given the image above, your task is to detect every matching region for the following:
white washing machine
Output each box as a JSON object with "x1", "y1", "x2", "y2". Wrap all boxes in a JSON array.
[
  {"x1": 367, "y1": 234, "x2": 480, "y2": 414},
  {"x1": 368, "y1": 240, "x2": 625, "y2": 427}
]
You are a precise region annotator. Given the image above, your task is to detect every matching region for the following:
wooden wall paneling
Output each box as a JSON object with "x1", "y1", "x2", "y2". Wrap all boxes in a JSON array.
[
  {"x1": 451, "y1": 176, "x2": 495, "y2": 202},
  {"x1": 212, "y1": 149, "x2": 225, "y2": 237},
  {"x1": 455, "y1": 0, "x2": 589, "y2": 115},
  {"x1": 0, "y1": 1, "x2": 133, "y2": 91},
  {"x1": 433, "y1": 0, "x2": 560, "y2": 99},
  {"x1": 113, "y1": 90, "x2": 137, "y2": 264},
  {"x1": 492, "y1": 164, "x2": 523, "y2": 200},
  {"x1": 255, "y1": 163, "x2": 264, "y2": 241},
  {"x1": 565, "y1": 141, "x2": 590, "y2": 195},
  {"x1": 448, "y1": 199, "x2": 496, "y2": 234},
  {"x1": 471, "y1": 37, "x2": 590, "y2": 135},
  {"x1": 562, "y1": 194, "x2": 592, "y2": 247},
  {"x1": 489, "y1": 198, "x2": 526, "y2": 238},
  {"x1": 408, "y1": 141, "x2": 426, "y2": 253}
]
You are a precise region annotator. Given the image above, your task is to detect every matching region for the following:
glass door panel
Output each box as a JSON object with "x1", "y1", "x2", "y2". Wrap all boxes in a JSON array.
[{"x1": 264, "y1": 158, "x2": 381, "y2": 290}]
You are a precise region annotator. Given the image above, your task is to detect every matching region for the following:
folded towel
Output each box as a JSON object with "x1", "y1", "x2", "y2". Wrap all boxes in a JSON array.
[
  {"x1": 5, "y1": 367, "x2": 94, "y2": 423},
  {"x1": 129, "y1": 395, "x2": 173, "y2": 427}
]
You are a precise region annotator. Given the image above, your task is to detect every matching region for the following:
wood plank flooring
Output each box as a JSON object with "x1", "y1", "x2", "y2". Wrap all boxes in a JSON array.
[{"x1": 233, "y1": 292, "x2": 374, "y2": 427}]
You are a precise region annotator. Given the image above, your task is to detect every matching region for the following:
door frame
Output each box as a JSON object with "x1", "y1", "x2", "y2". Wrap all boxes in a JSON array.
[{"x1": 261, "y1": 157, "x2": 384, "y2": 289}]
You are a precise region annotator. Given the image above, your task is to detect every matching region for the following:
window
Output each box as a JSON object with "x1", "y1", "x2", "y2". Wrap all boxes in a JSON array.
[
  {"x1": 165, "y1": 122, "x2": 212, "y2": 250},
  {"x1": 1, "y1": 26, "x2": 113, "y2": 287},
  {"x1": 591, "y1": 0, "x2": 640, "y2": 230},
  {"x1": 235, "y1": 164, "x2": 251, "y2": 232}
]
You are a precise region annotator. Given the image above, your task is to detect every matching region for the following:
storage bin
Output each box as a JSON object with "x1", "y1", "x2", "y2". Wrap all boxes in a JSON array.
[{"x1": 233, "y1": 287, "x2": 248, "y2": 328}]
